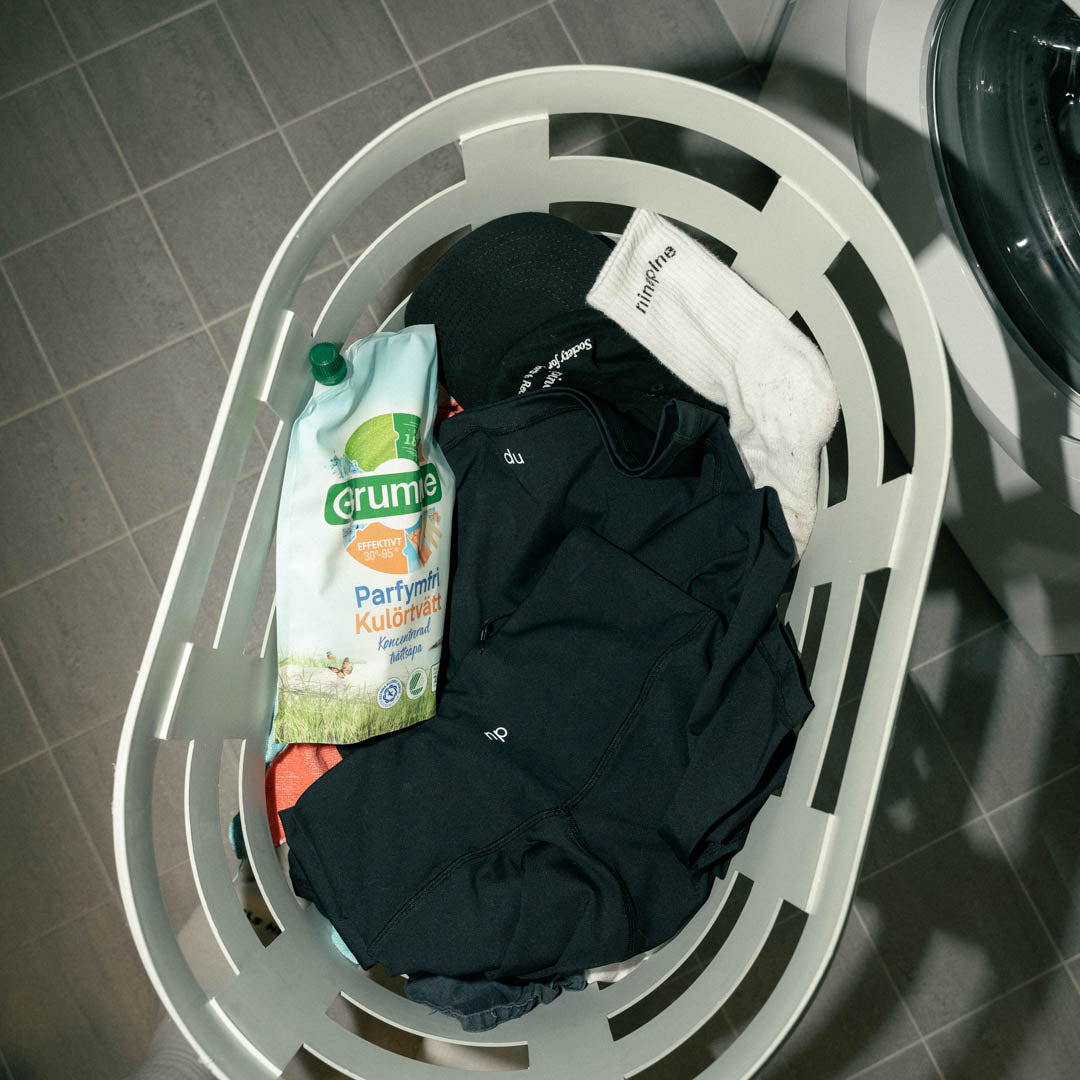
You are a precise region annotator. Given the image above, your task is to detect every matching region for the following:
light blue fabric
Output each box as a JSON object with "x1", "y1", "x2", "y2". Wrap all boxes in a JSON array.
[
  {"x1": 330, "y1": 926, "x2": 358, "y2": 965},
  {"x1": 227, "y1": 706, "x2": 285, "y2": 862},
  {"x1": 228, "y1": 813, "x2": 246, "y2": 862},
  {"x1": 266, "y1": 690, "x2": 287, "y2": 764}
]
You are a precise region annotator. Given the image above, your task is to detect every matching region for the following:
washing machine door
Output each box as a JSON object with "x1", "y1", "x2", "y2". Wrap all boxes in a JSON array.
[
  {"x1": 931, "y1": 0, "x2": 1080, "y2": 400},
  {"x1": 855, "y1": 0, "x2": 1080, "y2": 508}
]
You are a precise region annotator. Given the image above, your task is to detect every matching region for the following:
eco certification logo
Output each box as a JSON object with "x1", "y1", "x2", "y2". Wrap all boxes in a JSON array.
[
  {"x1": 377, "y1": 677, "x2": 403, "y2": 709},
  {"x1": 405, "y1": 669, "x2": 427, "y2": 699}
]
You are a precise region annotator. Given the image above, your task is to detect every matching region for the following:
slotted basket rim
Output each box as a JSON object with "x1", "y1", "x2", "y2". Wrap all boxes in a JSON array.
[{"x1": 113, "y1": 64, "x2": 950, "y2": 1080}]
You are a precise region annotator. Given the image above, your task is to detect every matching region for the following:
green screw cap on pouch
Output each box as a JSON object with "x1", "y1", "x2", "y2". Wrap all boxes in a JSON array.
[{"x1": 309, "y1": 341, "x2": 347, "y2": 385}]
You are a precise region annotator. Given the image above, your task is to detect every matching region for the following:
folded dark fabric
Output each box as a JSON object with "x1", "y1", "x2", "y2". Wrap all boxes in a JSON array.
[
  {"x1": 404, "y1": 971, "x2": 587, "y2": 1032},
  {"x1": 282, "y1": 390, "x2": 811, "y2": 982},
  {"x1": 434, "y1": 388, "x2": 727, "y2": 688}
]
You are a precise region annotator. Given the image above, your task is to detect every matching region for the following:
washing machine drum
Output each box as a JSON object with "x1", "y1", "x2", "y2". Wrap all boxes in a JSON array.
[{"x1": 931, "y1": 0, "x2": 1080, "y2": 397}]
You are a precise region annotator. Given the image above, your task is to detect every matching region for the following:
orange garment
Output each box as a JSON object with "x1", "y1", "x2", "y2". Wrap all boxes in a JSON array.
[
  {"x1": 435, "y1": 393, "x2": 463, "y2": 426},
  {"x1": 266, "y1": 743, "x2": 343, "y2": 846}
]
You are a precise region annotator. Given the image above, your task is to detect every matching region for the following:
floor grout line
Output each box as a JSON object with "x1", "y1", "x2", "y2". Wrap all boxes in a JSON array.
[
  {"x1": 41, "y1": 0, "x2": 272, "y2": 473},
  {"x1": 205, "y1": 301, "x2": 251, "y2": 329},
  {"x1": 612, "y1": 125, "x2": 639, "y2": 161},
  {"x1": 978, "y1": 759, "x2": 1080, "y2": 817},
  {"x1": 1066, "y1": 956, "x2": 1080, "y2": 998},
  {"x1": 213, "y1": 0, "x2": 350, "y2": 275},
  {"x1": 277, "y1": 63, "x2": 417, "y2": 130},
  {"x1": 0, "y1": 456, "x2": 267, "y2": 605},
  {"x1": 983, "y1": 809, "x2": 1071, "y2": 966},
  {"x1": 853, "y1": 637, "x2": 1077, "y2": 1065},
  {"x1": 0, "y1": 637, "x2": 48, "y2": 764},
  {"x1": 46, "y1": 741, "x2": 122, "y2": 906},
  {"x1": 0, "y1": 1, "x2": 215, "y2": 101},
  {"x1": 849, "y1": 905, "x2": 947, "y2": 1079},
  {"x1": 0, "y1": 392, "x2": 65, "y2": 430},
  {"x1": 63, "y1": 398, "x2": 162, "y2": 586},
  {"x1": 0, "y1": 256, "x2": 152, "y2": 586},
  {"x1": 0, "y1": 746, "x2": 49, "y2": 778},
  {"x1": 548, "y1": 0, "x2": 639, "y2": 175},
  {"x1": 908, "y1": 663, "x2": 990, "y2": 809},
  {"x1": 134, "y1": 461, "x2": 267, "y2": 536},
  {"x1": 46, "y1": 709, "x2": 126, "y2": 752},
  {"x1": 0, "y1": 533, "x2": 130, "y2": 603},
  {"x1": 856, "y1": 819, "x2": 976, "y2": 885},
  {"x1": 406, "y1": 1, "x2": 552, "y2": 68},
  {"x1": 842, "y1": 1036, "x2": 933, "y2": 1080},
  {"x1": 5, "y1": 300, "x2": 162, "y2": 614},
  {"x1": 920, "y1": 960, "x2": 1066, "y2": 1042},
  {"x1": 137, "y1": 128, "x2": 278, "y2": 196},
  {"x1": 46, "y1": 7, "x2": 227, "y2": 348},
  {"x1": 3, "y1": 702, "x2": 152, "y2": 774},
  {"x1": 128, "y1": 501, "x2": 198, "y2": 540},
  {"x1": 708, "y1": 0, "x2": 743, "y2": 56},
  {"x1": 854, "y1": 592, "x2": 1077, "y2": 899},
  {"x1": 0, "y1": 2, "x2": 213, "y2": 103},
  {"x1": 6, "y1": 324, "x2": 209, "y2": 411},
  {"x1": 17, "y1": 893, "x2": 119, "y2": 953},
  {"x1": 210, "y1": 2, "x2": 351, "y2": 435},
  {"x1": 907, "y1": 617, "x2": 1009, "y2": 674},
  {"x1": 850, "y1": 673, "x2": 992, "y2": 885},
  {"x1": 378, "y1": 0, "x2": 435, "y2": 101},
  {"x1": 1, "y1": 1, "x2": 584, "y2": 272},
  {"x1": 0, "y1": 61, "x2": 77, "y2": 102},
  {"x1": 548, "y1": 1, "x2": 586, "y2": 64},
  {"x1": 0, "y1": 193, "x2": 141, "y2": 261},
  {"x1": 73, "y1": 2, "x2": 216, "y2": 63}
]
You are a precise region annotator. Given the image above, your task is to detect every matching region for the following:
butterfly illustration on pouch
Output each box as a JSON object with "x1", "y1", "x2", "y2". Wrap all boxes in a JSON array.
[{"x1": 325, "y1": 651, "x2": 353, "y2": 678}]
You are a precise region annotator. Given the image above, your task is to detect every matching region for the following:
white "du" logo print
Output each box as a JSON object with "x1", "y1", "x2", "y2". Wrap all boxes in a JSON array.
[{"x1": 484, "y1": 727, "x2": 508, "y2": 742}]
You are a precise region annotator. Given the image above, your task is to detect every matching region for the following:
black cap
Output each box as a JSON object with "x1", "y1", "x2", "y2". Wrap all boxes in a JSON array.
[{"x1": 403, "y1": 213, "x2": 708, "y2": 417}]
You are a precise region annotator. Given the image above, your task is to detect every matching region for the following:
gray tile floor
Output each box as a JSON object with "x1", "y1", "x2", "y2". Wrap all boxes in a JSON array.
[{"x1": 1, "y1": 2, "x2": 1078, "y2": 1077}]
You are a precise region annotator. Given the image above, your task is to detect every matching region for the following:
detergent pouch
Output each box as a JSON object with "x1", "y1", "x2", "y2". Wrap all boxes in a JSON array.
[{"x1": 274, "y1": 325, "x2": 454, "y2": 744}]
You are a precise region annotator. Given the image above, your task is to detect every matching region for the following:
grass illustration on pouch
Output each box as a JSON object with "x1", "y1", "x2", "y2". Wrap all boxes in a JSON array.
[{"x1": 276, "y1": 651, "x2": 434, "y2": 743}]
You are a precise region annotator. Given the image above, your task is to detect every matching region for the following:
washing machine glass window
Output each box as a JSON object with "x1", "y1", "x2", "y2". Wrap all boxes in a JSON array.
[{"x1": 929, "y1": 0, "x2": 1080, "y2": 398}]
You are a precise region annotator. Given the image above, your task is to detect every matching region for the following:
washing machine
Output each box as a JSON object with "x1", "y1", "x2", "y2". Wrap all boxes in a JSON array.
[{"x1": 761, "y1": 0, "x2": 1080, "y2": 654}]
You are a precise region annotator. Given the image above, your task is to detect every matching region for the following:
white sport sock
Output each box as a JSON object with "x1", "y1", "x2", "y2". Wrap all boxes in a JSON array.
[{"x1": 587, "y1": 208, "x2": 839, "y2": 557}]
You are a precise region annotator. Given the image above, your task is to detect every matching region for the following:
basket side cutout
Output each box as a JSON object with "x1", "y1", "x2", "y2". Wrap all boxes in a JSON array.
[
  {"x1": 324, "y1": 990, "x2": 529, "y2": 1072},
  {"x1": 332, "y1": 143, "x2": 465, "y2": 264},
  {"x1": 825, "y1": 242, "x2": 916, "y2": 482},
  {"x1": 721, "y1": 902, "x2": 811, "y2": 1037},
  {"x1": 810, "y1": 569, "x2": 889, "y2": 814},
  {"x1": 607, "y1": 874, "x2": 754, "y2": 1040},
  {"x1": 625, "y1": 901, "x2": 809, "y2": 1080},
  {"x1": 607, "y1": 116, "x2": 780, "y2": 212},
  {"x1": 794, "y1": 582, "x2": 831, "y2": 684}
]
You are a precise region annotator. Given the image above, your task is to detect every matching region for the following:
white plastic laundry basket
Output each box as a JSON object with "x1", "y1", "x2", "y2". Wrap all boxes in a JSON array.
[{"x1": 114, "y1": 66, "x2": 950, "y2": 1079}]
